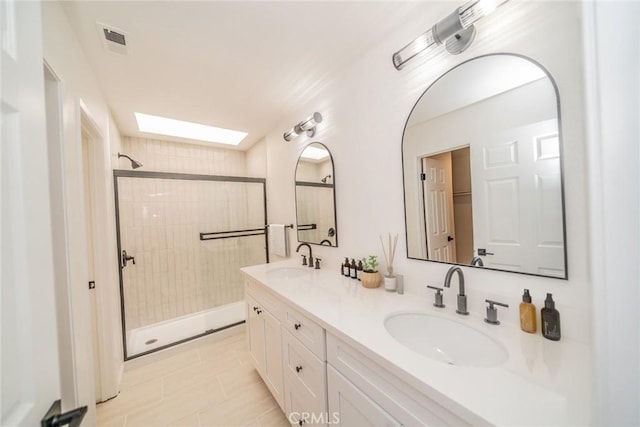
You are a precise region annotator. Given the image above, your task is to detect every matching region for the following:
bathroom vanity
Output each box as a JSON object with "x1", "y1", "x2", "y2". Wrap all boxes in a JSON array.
[{"x1": 241, "y1": 261, "x2": 591, "y2": 426}]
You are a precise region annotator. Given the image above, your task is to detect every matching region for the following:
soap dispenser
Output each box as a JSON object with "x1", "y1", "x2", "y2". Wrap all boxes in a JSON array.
[
  {"x1": 519, "y1": 289, "x2": 537, "y2": 333},
  {"x1": 541, "y1": 293, "x2": 561, "y2": 341},
  {"x1": 343, "y1": 257, "x2": 351, "y2": 277},
  {"x1": 350, "y1": 259, "x2": 357, "y2": 279}
]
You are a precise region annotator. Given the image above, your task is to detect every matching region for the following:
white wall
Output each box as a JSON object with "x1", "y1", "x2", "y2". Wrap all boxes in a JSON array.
[
  {"x1": 41, "y1": 1, "x2": 123, "y2": 421},
  {"x1": 264, "y1": 0, "x2": 590, "y2": 343},
  {"x1": 246, "y1": 138, "x2": 267, "y2": 178},
  {"x1": 582, "y1": 2, "x2": 640, "y2": 425}
]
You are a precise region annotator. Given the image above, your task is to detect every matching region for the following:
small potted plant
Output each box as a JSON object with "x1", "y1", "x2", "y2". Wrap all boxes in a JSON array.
[{"x1": 360, "y1": 255, "x2": 381, "y2": 288}]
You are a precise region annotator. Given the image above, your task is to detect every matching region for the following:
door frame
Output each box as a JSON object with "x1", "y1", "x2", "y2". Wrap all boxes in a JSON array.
[
  {"x1": 78, "y1": 100, "x2": 123, "y2": 403},
  {"x1": 44, "y1": 60, "x2": 80, "y2": 412}
]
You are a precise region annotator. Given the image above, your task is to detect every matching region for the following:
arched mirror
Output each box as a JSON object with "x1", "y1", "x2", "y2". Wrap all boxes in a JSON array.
[
  {"x1": 295, "y1": 142, "x2": 338, "y2": 246},
  {"x1": 402, "y1": 54, "x2": 567, "y2": 279}
]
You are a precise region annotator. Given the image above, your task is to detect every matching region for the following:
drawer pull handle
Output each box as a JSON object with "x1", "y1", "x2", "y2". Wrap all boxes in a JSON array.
[
  {"x1": 256, "y1": 309, "x2": 262, "y2": 314},
  {"x1": 253, "y1": 306, "x2": 259, "y2": 312},
  {"x1": 295, "y1": 365, "x2": 303, "y2": 373},
  {"x1": 298, "y1": 420, "x2": 305, "y2": 426},
  {"x1": 294, "y1": 323, "x2": 301, "y2": 330}
]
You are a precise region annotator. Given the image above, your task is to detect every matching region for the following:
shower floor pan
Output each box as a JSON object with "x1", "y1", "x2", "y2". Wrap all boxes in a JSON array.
[{"x1": 125, "y1": 301, "x2": 245, "y2": 358}]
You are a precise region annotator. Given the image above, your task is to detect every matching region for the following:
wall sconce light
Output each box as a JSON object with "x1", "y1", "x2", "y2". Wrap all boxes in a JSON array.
[
  {"x1": 392, "y1": 0, "x2": 507, "y2": 70},
  {"x1": 283, "y1": 112, "x2": 323, "y2": 141}
]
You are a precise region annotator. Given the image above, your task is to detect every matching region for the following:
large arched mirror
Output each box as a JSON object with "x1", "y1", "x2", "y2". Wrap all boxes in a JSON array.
[
  {"x1": 295, "y1": 142, "x2": 338, "y2": 246},
  {"x1": 402, "y1": 54, "x2": 567, "y2": 279}
]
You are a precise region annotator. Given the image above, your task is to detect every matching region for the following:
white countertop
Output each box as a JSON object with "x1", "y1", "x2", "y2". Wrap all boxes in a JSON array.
[{"x1": 241, "y1": 260, "x2": 592, "y2": 426}]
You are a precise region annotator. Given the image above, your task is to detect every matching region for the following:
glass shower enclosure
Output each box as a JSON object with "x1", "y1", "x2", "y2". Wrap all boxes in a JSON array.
[{"x1": 114, "y1": 171, "x2": 267, "y2": 359}]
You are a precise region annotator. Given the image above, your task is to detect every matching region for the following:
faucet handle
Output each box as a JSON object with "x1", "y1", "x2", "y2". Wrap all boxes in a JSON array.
[
  {"x1": 314, "y1": 258, "x2": 321, "y2": 269},
  {"x1": 484, "y1": 299, "x2": 509, "y2": 325},
  {"x1": 300, "y1": 254, "x2": 307, "y2": 266},
  {"x1": 426, "y1": 285, "x2": 445, "y2": 308}
]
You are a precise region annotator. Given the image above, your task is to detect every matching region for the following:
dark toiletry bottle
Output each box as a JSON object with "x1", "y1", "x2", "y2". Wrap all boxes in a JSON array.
[
  {"x1": 340, "y1": 259, "x2": 345, "y2": 276},
  {"x1": 350, "y1": 259, "x2": 357, "y2": 279},
  {"x1": 541, "y1": 293, "x2": 561, "y2": 341},
  {"x1": 344, "y1": 257, "x2": 351, "y2": 277},
  {"x1": 520, "y1": 289, "x2": 537, "y2": 333},
  {"x1": 357, "y1": 260, "x2": 363, "y2": 281}
]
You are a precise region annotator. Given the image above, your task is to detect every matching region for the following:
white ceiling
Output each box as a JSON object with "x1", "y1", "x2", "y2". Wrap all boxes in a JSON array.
[{"x1": 61, "y1": 1, "x2": 435, "y2": 150}]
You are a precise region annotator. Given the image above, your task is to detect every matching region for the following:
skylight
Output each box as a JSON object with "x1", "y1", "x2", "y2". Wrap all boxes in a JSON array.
[{"x1": 135, "y1": 113, "x2": 247, "y2": 146}]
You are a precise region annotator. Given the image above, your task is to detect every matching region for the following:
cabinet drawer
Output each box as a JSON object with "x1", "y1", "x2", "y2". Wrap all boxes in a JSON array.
[
  {"x1": 283, "y1": 306, "x2": 326, "y2": 360},
  {"x1": 283, "y1": 329, "x2": 326, "y2": 402},
  {"x1": 327, "y1": 333, "x2": 472, "y2": 427},
  {"x1": 246, "y1": 281, "x2": 284, "y2": 319}
]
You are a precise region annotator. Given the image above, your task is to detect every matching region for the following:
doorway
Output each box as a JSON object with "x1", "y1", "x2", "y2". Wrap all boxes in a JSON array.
[{"x1": 420, "y1": 146, "x2": 474, "y2": 264}]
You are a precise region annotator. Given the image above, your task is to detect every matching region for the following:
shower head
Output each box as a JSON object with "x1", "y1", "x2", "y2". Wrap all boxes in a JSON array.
[
  {"x1": 118, "y1": 152, "x2": 143, "y2": 169},
  {"x1": 321, "y1": 174, "x2": 332, "y2": 183}
]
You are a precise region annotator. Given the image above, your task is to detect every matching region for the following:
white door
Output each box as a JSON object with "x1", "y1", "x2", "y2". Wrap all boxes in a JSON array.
[
  {"x1": 245, "y1": 294, "x2": 265, "y2": 372},
  {"x1": 1, "y1": 0, "x2": 75, "y2": 425},
  {"x1": 470, "y1": 119, "x2": 565, "y2": 276},
  {"x1": 263, "y1": 309, "x2": 284, "y2": 410},
  {"x1": 422, "y1": 154, "x2": 456, "y2": 262}
]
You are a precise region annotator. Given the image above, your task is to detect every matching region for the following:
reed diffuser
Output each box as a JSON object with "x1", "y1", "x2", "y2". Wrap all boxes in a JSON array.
[{"x1": 380, "y1": 233, "x2": 399, "y2": 292}]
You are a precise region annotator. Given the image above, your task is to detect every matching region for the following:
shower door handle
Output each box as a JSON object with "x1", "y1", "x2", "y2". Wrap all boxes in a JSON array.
[{"x1": 121, "y1": 250, "x2": 136, "y2": 268}]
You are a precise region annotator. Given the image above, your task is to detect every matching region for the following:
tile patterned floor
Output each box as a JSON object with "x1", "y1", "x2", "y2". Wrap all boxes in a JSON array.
[{"x1": 97, "y1": 325, "x2": 290, "y2": 427}]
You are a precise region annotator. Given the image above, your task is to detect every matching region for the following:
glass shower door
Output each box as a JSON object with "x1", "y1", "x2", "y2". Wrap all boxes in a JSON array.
[{"x1": 115, "y1": 172, "x2": 267, "y2": 358}]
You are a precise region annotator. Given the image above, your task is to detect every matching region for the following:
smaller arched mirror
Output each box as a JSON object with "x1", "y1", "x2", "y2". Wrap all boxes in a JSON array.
[{"x1": 295, "y1": 143, "x2": 338, "y2": 246}]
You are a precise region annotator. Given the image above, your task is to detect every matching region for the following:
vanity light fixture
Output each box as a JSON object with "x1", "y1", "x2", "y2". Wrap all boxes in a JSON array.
[
  {"x1": 392, "y1": 0, "x2": 507, "y2": 70},
  {"x1": 283, "y1": 112, "x2": 323, "y2": 141}
]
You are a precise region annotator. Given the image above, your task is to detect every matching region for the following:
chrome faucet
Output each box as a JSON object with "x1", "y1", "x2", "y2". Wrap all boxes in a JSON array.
[
  {"x1": 444, "y1": 266, "x2": 469, "y2": 315},
  {"x1": 470, "y1": 256, "x2": 484, "y2": 267},
  {"x1": 296, "y1": 243, "x2": 314, "y2": 268}
]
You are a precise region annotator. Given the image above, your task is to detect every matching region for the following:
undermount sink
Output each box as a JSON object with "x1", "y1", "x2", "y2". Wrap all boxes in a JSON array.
[
  {"x1": 384, "y1": 312, "x2": 508, "y2": 367},
  {"x1": 266, "y1": 267, "x2": 310, "y2": 279}
]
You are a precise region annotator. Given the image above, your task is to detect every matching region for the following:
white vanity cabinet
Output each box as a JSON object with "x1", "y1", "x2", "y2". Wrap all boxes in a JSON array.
[
  {"x1": 244, "y1": 273, "x2": 473, "y2": 427},
  {"x1": 241, "y1": 262, "x2": 589, "y2": 427},
  {"x1": 326, "y1": 333, "x2": 472, "y2": 427},
  {"x1": 245, "y1": 286, "x2": 285, "y2": 410},
  {"x1": 245, "y1": 278, "x2": 328, "y2": 425}
]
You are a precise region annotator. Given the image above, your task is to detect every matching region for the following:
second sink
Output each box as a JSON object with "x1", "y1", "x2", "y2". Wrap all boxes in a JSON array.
[
  {"x1": 266, "y1": 267, "x2": 310, "y2": 279},
  {"x1": 384, "y1": 312, "x2": 508, "y2": 367}
]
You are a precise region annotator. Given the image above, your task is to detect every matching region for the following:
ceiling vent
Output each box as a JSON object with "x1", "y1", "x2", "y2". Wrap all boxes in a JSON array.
[{"x1": 97, "y1": 22, "x2": 128, "y2": 55}]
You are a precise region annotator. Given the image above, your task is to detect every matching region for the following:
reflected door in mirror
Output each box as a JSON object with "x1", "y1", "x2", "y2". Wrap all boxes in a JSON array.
[
  {"x1": 470, "y1": 119, "x2": 564, "y2": 276},
  {"x1": 422, "y1": 154, "x2": 456, "y2": 263}
]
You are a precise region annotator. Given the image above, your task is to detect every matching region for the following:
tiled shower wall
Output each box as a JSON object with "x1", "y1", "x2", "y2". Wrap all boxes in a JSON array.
[
  {"x1": 117, "y1": 137, "x2": 266, "y2": 331},
  {"x1": 121, "y1": 136, "x2": 248, "y2": 176}
]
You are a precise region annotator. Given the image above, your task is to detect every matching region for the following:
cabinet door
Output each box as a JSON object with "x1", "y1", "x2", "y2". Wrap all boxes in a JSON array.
[
  {"x1": 327, "y1": 366, "x2": 401, "y2": 427},
  {"x1": 263, "y1": 308, "x2": 284, "y2": 410},
  {"x1": 246, "y1": 294, "x2": 265, "y2": 372},
  {"x1": 285, "y1": 375, "x2": 328, "y2": 427}
]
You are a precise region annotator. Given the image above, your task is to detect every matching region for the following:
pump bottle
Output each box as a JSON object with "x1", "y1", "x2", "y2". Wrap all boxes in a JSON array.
[
  {"x1": 519, "y1": 289, "x2": 537, "y2": 333},
  {"x1": 541, "y1": 293, "x2": 561, "y2": 341}
]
